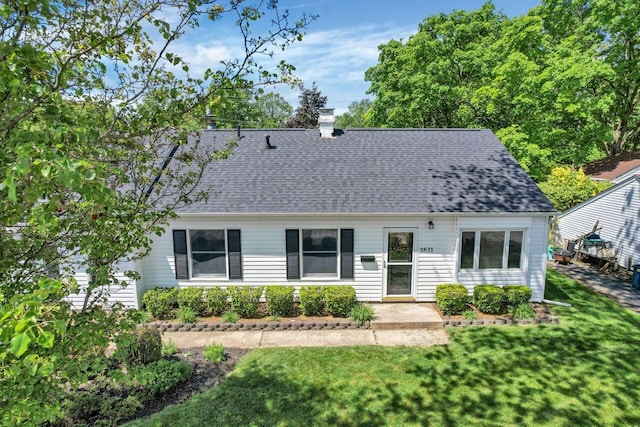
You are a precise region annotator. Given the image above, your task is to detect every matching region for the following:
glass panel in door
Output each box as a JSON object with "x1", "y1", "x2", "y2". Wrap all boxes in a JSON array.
[{"x1": 386, "y1": 231, "x2": 414, "y2": 295}]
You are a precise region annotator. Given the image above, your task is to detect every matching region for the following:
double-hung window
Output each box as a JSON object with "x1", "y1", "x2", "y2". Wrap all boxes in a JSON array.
[
  {"x1": 172, "y1": 229, "x2": 242, "y2": 279},
  {"x1": 190, "y1": 230, "x2": 226, "y2": 277},
  {"x1": 286, "y1": 228, "x2": 354, "y2": 279},
  {"x1": 460, "y1": 230, "x2": 524, "y2": 270}
]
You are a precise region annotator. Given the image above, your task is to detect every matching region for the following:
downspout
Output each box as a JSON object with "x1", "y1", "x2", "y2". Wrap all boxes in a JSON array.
[{"x1": 542, "y1": 298, "x2": 572, "y2": 307}]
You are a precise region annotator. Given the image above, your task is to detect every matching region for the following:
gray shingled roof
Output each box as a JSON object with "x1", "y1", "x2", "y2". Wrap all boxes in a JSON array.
[{"x1": 172, "y1": 128, "x2": 555, "y2": 214}]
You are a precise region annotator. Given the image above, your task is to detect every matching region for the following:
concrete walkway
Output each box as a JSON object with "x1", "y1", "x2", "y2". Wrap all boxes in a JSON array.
[
  {"x1": 548, "y1": 260, "x2": 640, "y2": 313},
  {"x1": 162, "y1": 303, "x2": 448, "y2": 349}
]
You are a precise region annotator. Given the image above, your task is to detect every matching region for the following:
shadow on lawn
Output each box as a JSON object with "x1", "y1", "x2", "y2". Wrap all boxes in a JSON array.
[
  {"x1": 137, "y1": 271, "x2": 640, "y2": 426},
  {"x1": 396, "y1": 269, "x2": 640, "y2": 425}
]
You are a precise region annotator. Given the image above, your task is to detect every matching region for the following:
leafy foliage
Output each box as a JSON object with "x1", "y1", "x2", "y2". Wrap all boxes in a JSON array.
[
  {"x1": 299, "y1": 286, "x2": 325, "y2": 316},
  {"x1": 538, "y1": 167, "x2": 611, "y2": 212},
  {"x1": 325, "y1": 286, "x2": 357, "y2": 317},
  {"x1": 335, "y1": 99, "x2": 373, "y2": 128},
  {"x1": 502, "y1": 285, "x2": 533, "y2": 308},
  {"x1": 130, "y1": 359, "x2": 193, "y2": 397},
  {"x1": 265, "y1": 285, "x2": 295, "y2": 316},
  {"x1": 435, "y1": 284, "x2": 469, "y2": 315},
  {"x1": 221, "y1": 311, "x2": 239, "y2": 324},
  {"x1": 161, "y1": 340, "x2": 179, "y2": 357},
  {"x1": 114, "y1": 328, "x2": 163, "y2": 368},
  {"x1": 143, "y1": 288, "x2": 179, "y2": 320},
  {"x1": 177, "y1": 287, "x2": 205, "y2": 315},
  {"x1": 176, "y1": 306, "x2": 198, "y2": 324},
  {"x1": 229, "y1": 286, "x2": 264, "y2": 318},
  {"x1": 472, "y1": 285, "x2": 505, "y2": 314},
  {"x1": 284, "y1": 83, "x2": 328, "y2": 128},
  {"x1": 511, "y1": 303, "x2": 536, "y2": 320},
  {"x1": 203, "y1": 343, "x2": 226, "y2": 363},
  {"x1": 204, "y1": 287, "x2": 229, "y2": 316},
  {"x1": 349, "y1": 304, "x2": 375, "y2": 326},
  {"x1": 365, "y1": 0, "x2": 640, "y2": 180},
  {"x1": 0, "y1": 0, "x2": 313, "y2": 423}
]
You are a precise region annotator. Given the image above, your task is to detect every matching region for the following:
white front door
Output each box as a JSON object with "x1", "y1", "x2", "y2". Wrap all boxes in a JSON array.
[{"x1": 383, "y1": 229, "x2": 417, "y2": 296}]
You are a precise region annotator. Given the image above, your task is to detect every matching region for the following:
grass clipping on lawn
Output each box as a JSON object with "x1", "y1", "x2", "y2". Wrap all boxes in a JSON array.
[{"x1": 128, "y1": 270, "x2": 640, "y2": 426}]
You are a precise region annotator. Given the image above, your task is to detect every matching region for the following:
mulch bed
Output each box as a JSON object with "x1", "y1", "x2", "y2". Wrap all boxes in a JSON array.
[{"x1": 133, "y1": 347, "x2": 249, "y2": 420}]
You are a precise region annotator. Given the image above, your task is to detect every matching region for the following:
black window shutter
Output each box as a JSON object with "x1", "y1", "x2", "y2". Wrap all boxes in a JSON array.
[
  {"x1": 285, "y1": 229, "x2": 300, "y2": 280},
  {"x1": 227, "y1": 229, "x2": 242, "y2": 280},
  {"x1": 340, "y1": 229, "x2": 354, "y2": 279},
  {"x1": 172, "y1": 230, "x2": 189, "y2": 279}
]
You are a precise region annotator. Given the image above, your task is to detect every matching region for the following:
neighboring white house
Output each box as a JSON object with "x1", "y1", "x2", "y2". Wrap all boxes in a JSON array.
[
  {"x1": 70, "y1": 109, "x2": 555, "y2": 308},
  {"x1": 555, "y1": 175, "x2": 640, "y2": 269}
]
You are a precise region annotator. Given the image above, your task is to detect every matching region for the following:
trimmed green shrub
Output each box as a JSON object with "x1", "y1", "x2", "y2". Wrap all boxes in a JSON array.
[
  {"x1": 265, "y1": 285, "x2": 295, "y2": 316},
  {"x1": 325, "y1": 286, "x2": 357, "y2": 317},
  {"x1": 350, "y1": 303, "x2": 375, "y2": 326},
  {"x1": 204, "y1": 287, "x2": 228, "y2": 315},
  {"x1": 176, "y1": 306, "x2": 198, "y2": 324},
  {"x1": 142, "y1": 287, "x2": 179, "y2": 320},
  {"x1": 177, "y1": 287, "x2": 205, "y2": 315},
  {"x1": 114, "y1": 327, "x2": 162, "y2": 367},
  {"x1": 435, "y1": 283, "x2": 469, "y2": 315},
  {"x1": 229, "y1": 286, "x2": 264, "y2": 318},
  {"x1": 300, "y1": 286, "x2": 325, "y2": 316},
  {"x1": 203, "y1": 342, "x2": 226, "y2": 363},
  {"x1": 130, "y1": 359, "x2": 193, "y2": 397},
  {"x1": 473, "y1": 285, "x2": 505, "y2": 314},
  {"x1": 503, "y1": 285, "x2": 532, "y2": 308}
]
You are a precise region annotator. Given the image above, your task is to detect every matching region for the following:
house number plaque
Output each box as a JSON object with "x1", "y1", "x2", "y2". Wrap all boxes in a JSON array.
[{"x1": 419, "y1": 247, "x2": 434, "y2": 253}]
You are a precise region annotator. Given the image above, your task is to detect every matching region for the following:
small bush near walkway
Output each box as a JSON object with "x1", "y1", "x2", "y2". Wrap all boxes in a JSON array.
[
  {"x1": 300, "y1": 286, "x2": 325, "y2": 316},
  {"x1": 177, "y1": 287, "x2": 205, "y2": 315},
  {"x1": 229, "y1": 286, "x2": 264, "y2": 318},
  {"x1": 435, "y1": 284, "x2": 469, "y2": 315},
  {"x1": 503, "y1": 285, "x2": 532, "y2": 309},
  {"x1": 473, "y1": 285, "x2": 505, "y2": 314},
  {"x1": 142, "y1": 287, "x2": 179, "y2": 320},
  {"x1": 325, "y1": 286, "x2": 357, "y2": 317},
  {"x1": 265, "y1": 286, "x2": 295, "y2": 316},
  {"x1": 204, "y1": 287, "x2": 228, "y2": 315}
]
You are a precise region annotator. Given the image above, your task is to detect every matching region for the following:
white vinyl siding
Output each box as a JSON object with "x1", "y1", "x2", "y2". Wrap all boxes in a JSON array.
[
  {"x1": 68, "y1": 259, "x2": 138, "y2": 309},
  {"x1": 135, "y1": 213, "x2": 549, "y2": 306},
  {"x1": 557, "y1": 177, "x2": 640, "y2": 271}
]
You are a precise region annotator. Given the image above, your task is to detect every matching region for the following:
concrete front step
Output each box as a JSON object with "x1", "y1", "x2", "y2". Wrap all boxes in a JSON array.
[{"x1": 369, "y1": 303, "x2": 444, "y2": 331}]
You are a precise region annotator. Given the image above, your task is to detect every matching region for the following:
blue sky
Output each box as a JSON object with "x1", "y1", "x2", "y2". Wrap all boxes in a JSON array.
[{"x1": 172, "y1": 1, "x2": 542, "y2": 114}]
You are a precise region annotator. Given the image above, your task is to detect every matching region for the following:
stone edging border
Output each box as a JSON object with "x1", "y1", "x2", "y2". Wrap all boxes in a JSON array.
[
  {"x1": 144, "y1": 304, "x2": 559, "y2": 331},
  {"x1": 442, "y1": 303, "x2": 559, "y2": 327},
  {"x1": 444, "y1": 316, "x2": 559, "y2": 327},
  {"x1": 147, "y1": 320, "x2": 369, "y2": 332}
]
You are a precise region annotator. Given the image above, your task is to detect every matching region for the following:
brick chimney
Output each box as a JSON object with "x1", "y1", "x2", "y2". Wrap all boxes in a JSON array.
[{"x1": 318, "y1": 108, "x2": 335, "y2": 138}]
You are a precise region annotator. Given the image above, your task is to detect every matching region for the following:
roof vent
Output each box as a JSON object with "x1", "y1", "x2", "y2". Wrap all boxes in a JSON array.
[
  {"x1": 318, "y1": 108, "x2": 335, "y2": 138},
  {"x1": 265, "y1": 135, "x2": 276, "y2": 149}
]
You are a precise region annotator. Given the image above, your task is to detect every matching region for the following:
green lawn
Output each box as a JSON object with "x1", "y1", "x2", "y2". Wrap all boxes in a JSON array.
[{"x1": 129, "y1": 270, "x2": 640, "y2": 426}]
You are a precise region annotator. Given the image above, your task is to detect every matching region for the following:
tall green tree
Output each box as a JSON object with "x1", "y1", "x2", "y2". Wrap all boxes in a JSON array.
[
  {"x1": 365, "y1": 3, "x2": 506, "y2": 128},
  {"x1": 284, "y1": 82, "x2": 327, "y2": 128},
  {"x1": 252, "y1": 92, "x2": 294, "y2": 128},
  {"x1": 335, "y1": 99, "x2": 372, "y2": 128},
  {"x1": 365, "y1": 0, "x2": 640, "y2": 179},
  {"x1": 0, "y1": 1, "x2": 313, "y2": 424}
]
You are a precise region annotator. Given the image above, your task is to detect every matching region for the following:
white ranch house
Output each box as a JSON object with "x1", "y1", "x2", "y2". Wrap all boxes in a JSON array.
[{"x1": 69, "y1": 110, "x2": 555, "y2": 309}]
